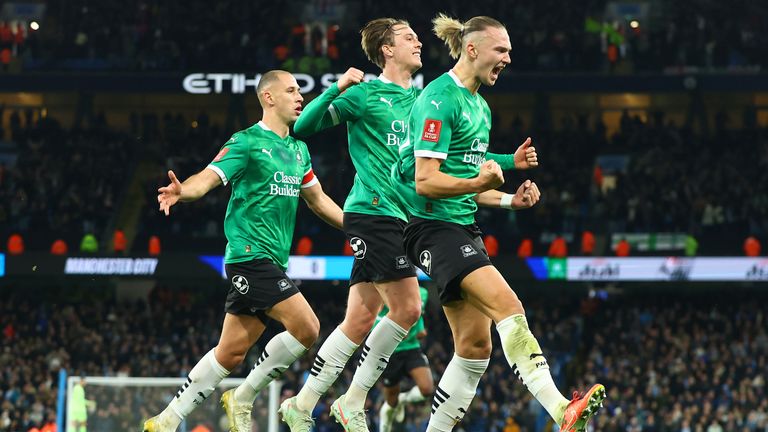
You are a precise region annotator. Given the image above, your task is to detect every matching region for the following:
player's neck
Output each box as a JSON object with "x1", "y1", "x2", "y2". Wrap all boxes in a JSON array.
[
  {"x1": 381, "y1": 64, "x2": 413, "y2": 89},
  {"x1": 451, "y1": 61, "x2": 481, "y2": 94},
  {"x1": 260, "y1": 115, "x2": 290, "y2": 139}
]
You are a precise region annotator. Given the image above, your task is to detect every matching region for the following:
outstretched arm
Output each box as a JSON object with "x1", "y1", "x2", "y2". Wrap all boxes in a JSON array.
[
  {"x1": 300, "y1": 181, "x2": 344, "y2": 230},
  {"x1": 294, "y1": 67, "x2": 365, "y2": 136},
  {"x1": 473, "y1": 179, "x2": 541, "y2": 209},
  {"x1": 157, "y1": 169, "x2": 221, "y2": 215}
]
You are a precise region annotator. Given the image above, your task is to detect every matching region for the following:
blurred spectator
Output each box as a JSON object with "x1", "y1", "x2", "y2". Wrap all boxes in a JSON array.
[
  {"x1": 580, "y1": 231, "x2": 595, "y2": 256},
  {"x1": 50, "y1": 239, "x2": 68, "y2": 255},
  {"x1": 6, "y1": 233, "x2": 23, "y2": 255},
  {"x1": 148, "y1": 235, "x2": 161, "y2": 256},
  {"x1": 112, "y1": 229, "x2": 126, "y2": 254},
  {"x1": 615, "y1": 238, "x2": 631, "y2": 256},
  {"x1": 744, "y1": 236, "x2": 761, "y2": 256},
  {"x1": 548, "y1": 236, "x2": 568, "y2": 257},
  {"x1": 79, "y1": 233, "x2": 98, "y2": 253},
  {"x1": 517, "y1": 238, "x2": 533, "y2": 258}
]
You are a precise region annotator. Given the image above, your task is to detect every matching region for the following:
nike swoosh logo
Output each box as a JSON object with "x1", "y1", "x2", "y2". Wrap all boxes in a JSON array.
[{"x1": 337, "y1": 401, "x2": 350, "y2": 425}]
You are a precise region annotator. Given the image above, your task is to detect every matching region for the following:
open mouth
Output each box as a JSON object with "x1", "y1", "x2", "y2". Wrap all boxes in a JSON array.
[{"x1": 491, "y1": 65, "x2": 504, "y2": 78}]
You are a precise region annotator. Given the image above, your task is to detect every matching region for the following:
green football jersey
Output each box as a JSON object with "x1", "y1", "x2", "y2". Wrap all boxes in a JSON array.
[
  {"x1": 374, "y1": 286, "x2": 428, "y2": 353},
  {"x1": 394, "y1": 71, "x2": 492, "y2": 225},
  {"x1": 207, "y1": 121, "x2": 316, "y2": 269},
  {"x1": 331, "y1": 76, "x2": 418, "y2": 221}
]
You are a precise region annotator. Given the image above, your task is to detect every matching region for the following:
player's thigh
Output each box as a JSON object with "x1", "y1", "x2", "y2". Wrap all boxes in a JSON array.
[
  {"x1": 218, "y1": 312, "x2": 267, "y2": 360},
  {"x1": 442, "y1": 301, "x2": 492, "y2": 359},
  {"x1": 460, "y1": 265, "x2": 524, "y2": 323},
  {"x1": 340, "y1": 281, "x2": 383, "y2": 344},
  {"x1": 268, "y1": 293, "x2": 320, "y2": 344}
]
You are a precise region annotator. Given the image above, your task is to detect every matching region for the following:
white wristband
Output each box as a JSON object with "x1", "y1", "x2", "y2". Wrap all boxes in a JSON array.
[{"x1": 500, "y1": 193, "x2": 514, "y2": 209}]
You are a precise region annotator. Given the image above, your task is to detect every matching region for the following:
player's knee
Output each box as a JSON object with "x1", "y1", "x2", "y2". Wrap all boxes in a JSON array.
[
  {"x1": 216, "y1": 345, "x2": 248, "y2": 369},
  {"x1": 341, "y1": 310, "x2": 376, "y2": 341},
  {"x1": 455, "y1": 336, "x2": 492, "y2": 359},
  {"x1": 392, "y1": 300, "x2": 422, "y2": 328},
  {"x1": 292, "y1": 315, "x2": 320, "y2": 348}
]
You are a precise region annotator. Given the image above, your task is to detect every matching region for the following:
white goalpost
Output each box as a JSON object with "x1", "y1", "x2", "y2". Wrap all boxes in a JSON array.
[{"x1": 65, "y1": 376, "x2": 283, "y2": 432}]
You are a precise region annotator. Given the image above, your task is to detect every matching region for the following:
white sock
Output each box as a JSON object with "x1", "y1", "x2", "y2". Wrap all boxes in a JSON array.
[
  {"x1": 399, "y1": 385, "x2": 426, "y2": 404},
  {"x1": 234, "y1": 331, "x2": 308, "y2": 404},
  {"x1": 427, "y1": 355, "x2": 488, "y2": 432},
  {"x1": 296, "y1": 327, "x2": 359, "y2": 412},
  {"x1": 161, "y1": 348, "x2": 230, "y2": 427},
  {"x1": 495, "y1": 314, "x2": 569, "y2": 422},
  {"x1": 346, "y1": 317, "x2": 408, "y2": 410}
]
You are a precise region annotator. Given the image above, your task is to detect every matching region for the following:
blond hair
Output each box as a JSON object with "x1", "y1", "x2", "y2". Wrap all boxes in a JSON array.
[
  {"x1": 360, "y1": 18, "x2": 411, "y2": 68},
  {"x1": 432, "y1": 14, "x2": 505, "y2": 59}
]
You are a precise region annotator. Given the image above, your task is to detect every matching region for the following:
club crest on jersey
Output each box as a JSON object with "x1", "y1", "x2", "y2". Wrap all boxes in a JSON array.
[
  {"x1": 419, "y1": 250, "x2": 432, "y2": 274},
  {"x1": 296, "y1": 152, "x2": 302, "y2": 162},
  {"x1": 395, "y1": 255, "x2": 409, "y2": 269},
  {"x1": 460, "y1": 244, "x2": 478, "y2": 257},
  {"x1": 232, "y1": 275, "x2": 249, "y2": 294},
  {"x1": 277, "y1": 279, "x2": 291, "y2": 292},
  {"x1": 422, "y1": 119, "x2": 442, "y2": 142},
  {"x1": 350, "y1": 237, "x2": 367, "y2": 259}
]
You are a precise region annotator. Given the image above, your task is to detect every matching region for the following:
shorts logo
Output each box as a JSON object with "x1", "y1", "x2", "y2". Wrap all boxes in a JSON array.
[
  {"x1": 395, "y1": 255, "x2": 409, "y2": 270},
  {"x1": 460, "y1": 244, "x2": 478, "y2": 257},
  {"x1": 277, "y1": 278, "x2": 291, "y2": 292},
  {"x1": 350, "y1": 237, "x2": 367, "y2": 259},
  {"x1": 419, "y1": 250, "x2": 432, "y2": 275},
  {"x1": 232, "y1": 275, "x2": 249, "y2": 294},
  {"x1": 422, "y1": 119, "x2": 442, "y2": 142}
]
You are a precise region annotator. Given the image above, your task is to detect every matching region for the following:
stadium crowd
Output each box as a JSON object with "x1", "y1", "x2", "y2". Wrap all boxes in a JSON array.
[
  {"x1": 1, "y1": 284, "x2": 766, "y2": 431},
  {"x1": 2, "y1": 104, "x2": 767, "y2": 256},
  {"x1": 11, "y1": 0, "x2": 768, "y2": 73}
]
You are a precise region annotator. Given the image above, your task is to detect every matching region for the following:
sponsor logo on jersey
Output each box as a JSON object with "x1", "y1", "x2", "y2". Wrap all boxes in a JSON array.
[
  {"x1": 422, "y1": 119, "x2": 442, "y2": 142},
  {"x1": 350, "y1": 237, "x2": 367, "y2": 259},
  {"x1": 462, "y1": 138, "x2": 490, "y2": 166},
  {"x1": 270, "y1": 171, "x2": 302, "y2": 197},
  {"x1": 232, "y1": 275, "x2": 249, "y2": 294},
  {"x1": 387, "y1": 119, "x2": 408, "y2": 146}
]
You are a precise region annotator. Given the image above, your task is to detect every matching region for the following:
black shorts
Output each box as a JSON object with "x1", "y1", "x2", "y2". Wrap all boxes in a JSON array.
[
  {"x1": 224, "y1": 258, "x2": 300, "y2": 321},
  {"x1": 381, "y1": 348, "x2": 429, "y2": 387},
  {"x1": 404, "y1": 217, "x2": 492, "y2": 305},
  {"x1": 344, "y1": 212, "x2": 417, "y2": 286}
]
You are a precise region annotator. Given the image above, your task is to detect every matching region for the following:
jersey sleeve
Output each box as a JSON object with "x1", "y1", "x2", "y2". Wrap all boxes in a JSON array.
[
  {"x1": 299, "y1": 142, "x2": 318, "y2": 189},
  {"x1": 329, "y1": 84, "x2": 367, "y2": 124},
  {"x1": 486, "y1": 152, "x2": 515, "y2": 170},
  {"x1": 412, "y1": 89, "x2": 457, "y2": 160},
  {"x1": 207, "y1": 134, "x2": 249, "y2": 186},
  {"x1": 293, "y1": 83, "x2": 343, "y2": 137}
]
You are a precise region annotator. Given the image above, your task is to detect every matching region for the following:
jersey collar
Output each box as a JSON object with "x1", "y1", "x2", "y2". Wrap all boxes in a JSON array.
[
  {"x1": 378, "y1": 74, "x2": 412, "y2": 88},
  {"x1": 447, "y1": 70, "x2": 465, "y2": 88}
]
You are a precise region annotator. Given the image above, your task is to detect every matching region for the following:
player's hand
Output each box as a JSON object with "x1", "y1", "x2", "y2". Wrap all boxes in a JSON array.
[
  {"x1": 157, "y1": 170, "x2": 182, "y2": 216},
  {"x1": 513, "y1": 137, "x2": 538, "y2": 169},
  {"x1": 476, "y1": 160, "x2": 505, "y2": 191},
  {"x1": 511, "y1": 180, "x2": 541, "y2": 209},
  {"x1": 337, "y1": 67, "x2": 365, "y2": 92}
]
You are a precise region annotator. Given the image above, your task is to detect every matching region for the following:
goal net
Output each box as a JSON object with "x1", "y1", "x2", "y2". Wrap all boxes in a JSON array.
[{"x1": 65, "y1": 376, "x2": 283, "y2": 432}]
